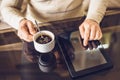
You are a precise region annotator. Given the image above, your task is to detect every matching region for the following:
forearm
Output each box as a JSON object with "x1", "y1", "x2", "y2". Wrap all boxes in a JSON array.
[
  {"x1": 1, "y1": 0, "x2": 25, "y2": 29},
  {"x1": 86, "y1": 0, "x2": 108, "y2": 24}
]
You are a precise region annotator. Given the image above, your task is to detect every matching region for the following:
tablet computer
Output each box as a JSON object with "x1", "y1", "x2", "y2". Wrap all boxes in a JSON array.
[{"x1": 57, "y1": 31, "x2": 113, "y2": 78}]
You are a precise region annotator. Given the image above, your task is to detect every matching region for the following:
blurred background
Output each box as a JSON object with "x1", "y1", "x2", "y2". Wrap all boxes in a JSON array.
[{"x1": 0, "y1": 0, "x2": 22, "y2": 80}]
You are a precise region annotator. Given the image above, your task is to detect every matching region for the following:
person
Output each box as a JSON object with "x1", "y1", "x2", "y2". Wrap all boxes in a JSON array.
[{"x1": 1, "y1": 0, "x2": 120, "y2": 62}]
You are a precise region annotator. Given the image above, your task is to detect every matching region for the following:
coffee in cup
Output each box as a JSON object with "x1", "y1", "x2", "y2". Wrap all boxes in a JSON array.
[{"x1": 33, "y1": 30, "x2": 55, "y2": 53}]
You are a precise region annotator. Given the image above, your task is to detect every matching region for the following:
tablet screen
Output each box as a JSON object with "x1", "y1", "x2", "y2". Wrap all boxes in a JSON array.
[
  {"x1": 58, "y1": 31, "x2": 112, "y2": 78},
  {"x1": 70, "y1": 31, "x2": 107, "y2": 71}
]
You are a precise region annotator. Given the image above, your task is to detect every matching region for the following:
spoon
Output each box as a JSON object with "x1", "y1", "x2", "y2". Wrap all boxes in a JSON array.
[{"x1": 35, "y1": 20, "x2": 43, "y2": 38}]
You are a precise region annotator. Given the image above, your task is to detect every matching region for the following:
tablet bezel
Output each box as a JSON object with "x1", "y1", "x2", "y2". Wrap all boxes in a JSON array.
[{"x1": 57, "y1": 35, "x2": 113, "y2": 78}]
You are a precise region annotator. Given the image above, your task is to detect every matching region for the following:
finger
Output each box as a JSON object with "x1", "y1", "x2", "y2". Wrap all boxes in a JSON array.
[
  {"x1": 83, "y1": 24, "x2": 90, "y2": 46},
  {"x1": 80, "y1": 37, "x2": 88, "y2": 49},
  {"x1": 27, "y1": 21, "x2": 37, "y2": 35},
  {"x1": 20, "y1": 26, "x2": 33, "y2": 42},
  {"x1": 92, "y1": 40, "x2": 98, "y2": 48},
  {"x1": 79, "y1": 24, "x2": 85, "y2": 39},
  {"x1": 89, "y1": 26, "x2": 96, "y2": 40},
  {"x1": 94, "y1": 31, "x2": 100, "y2": 40},
  {"x1": 88, "y1": 41, "x2": 93, "y2": 50},
  {"x1": 98, "y1": 31, "x2": 102, "y2": 40},
  {"x1": 95, "y1": 40, "x2": 101, "y2": 45}
]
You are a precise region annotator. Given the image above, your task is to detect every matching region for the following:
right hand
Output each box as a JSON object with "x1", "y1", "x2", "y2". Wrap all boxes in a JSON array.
[
  {"x1": 18, "y1": 19, "x2": 37, "y2": 42},
  {"x1": 79, "y1": 19, "x2": 102, "y2": 46}
]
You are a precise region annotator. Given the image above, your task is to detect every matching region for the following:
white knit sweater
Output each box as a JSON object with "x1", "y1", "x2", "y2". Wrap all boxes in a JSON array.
[{"x1": 1, "y1": 0, "x2": 108, "y2": 29}]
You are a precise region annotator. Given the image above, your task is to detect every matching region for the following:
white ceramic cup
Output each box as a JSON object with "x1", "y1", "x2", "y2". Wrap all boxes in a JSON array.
[{"x1": 33, "y1": 30, "x2": 55, "y2": 53}]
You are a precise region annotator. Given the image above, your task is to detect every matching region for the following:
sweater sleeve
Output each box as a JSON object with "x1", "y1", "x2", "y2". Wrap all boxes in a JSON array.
[
  {"x1": 86, "y1": 0, "x2": 108, "y2": 24},
  {"x1": 1, "y1": 0, "x2": 25, "y2": 29}
]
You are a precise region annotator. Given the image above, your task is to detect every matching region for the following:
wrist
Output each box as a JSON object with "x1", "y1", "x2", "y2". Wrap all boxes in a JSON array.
[{"x1": 85, "y1": 18, "x2": 99, "y2": 24}]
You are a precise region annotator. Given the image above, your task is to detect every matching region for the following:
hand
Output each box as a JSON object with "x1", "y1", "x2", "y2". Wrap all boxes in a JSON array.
[
  {"x1": 79, "y1": 19, "x2": 102, "y2": 46},
  {"x1": 18, "y1": 19, "x2": 37, "y2": 42}
]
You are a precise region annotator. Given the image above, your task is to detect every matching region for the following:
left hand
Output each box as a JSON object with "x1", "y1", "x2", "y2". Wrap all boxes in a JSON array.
[{"x1": 79, "y1": 19, "x2": 102, "y2": 46}]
